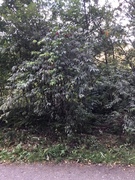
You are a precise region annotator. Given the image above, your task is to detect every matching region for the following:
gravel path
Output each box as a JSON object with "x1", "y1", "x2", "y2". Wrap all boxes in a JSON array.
[{"x1": 0, "y1": 163, "x2": 135, "y2": 180}]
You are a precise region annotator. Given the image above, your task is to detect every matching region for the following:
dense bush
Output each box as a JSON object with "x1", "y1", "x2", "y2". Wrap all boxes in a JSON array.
[{"x1": 0, "y1": 0, "x2": 135, "y2": 136}]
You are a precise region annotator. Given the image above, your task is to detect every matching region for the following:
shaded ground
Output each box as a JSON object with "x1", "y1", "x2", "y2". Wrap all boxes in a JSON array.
[{"x1": 0, "y1": 163, "x2": 135, "y2": 180}]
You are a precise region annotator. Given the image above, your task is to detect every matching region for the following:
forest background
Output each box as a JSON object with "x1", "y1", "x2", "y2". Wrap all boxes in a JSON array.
[{"x1": 0, "y1": 0, "x2": 135, "y2": 164}]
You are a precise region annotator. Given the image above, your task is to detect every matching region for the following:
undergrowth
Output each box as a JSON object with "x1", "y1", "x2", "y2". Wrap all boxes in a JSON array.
[{"x1": 0, "y1": 127, "x2": 135, "y2": 165}]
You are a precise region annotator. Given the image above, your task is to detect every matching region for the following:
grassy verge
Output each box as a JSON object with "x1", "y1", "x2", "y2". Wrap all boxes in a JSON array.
[{"x1": 0, "y1": 127, "x2": 135, "y2": 165}]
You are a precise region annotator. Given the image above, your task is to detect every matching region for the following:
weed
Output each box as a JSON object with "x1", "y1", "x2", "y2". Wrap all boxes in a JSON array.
[{"x1": 0, "y1": 128, "x2": 135, "y2": 165}]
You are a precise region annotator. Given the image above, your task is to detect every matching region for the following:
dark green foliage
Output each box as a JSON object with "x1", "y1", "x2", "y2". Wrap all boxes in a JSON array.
[{"x1": 0, "y1": 0, "x2": 135, "y2": 138}]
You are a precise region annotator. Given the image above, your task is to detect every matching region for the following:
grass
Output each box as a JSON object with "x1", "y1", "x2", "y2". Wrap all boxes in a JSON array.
[{"x1": 0, "y1": 127, "x2": 135, "y2": 165}]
